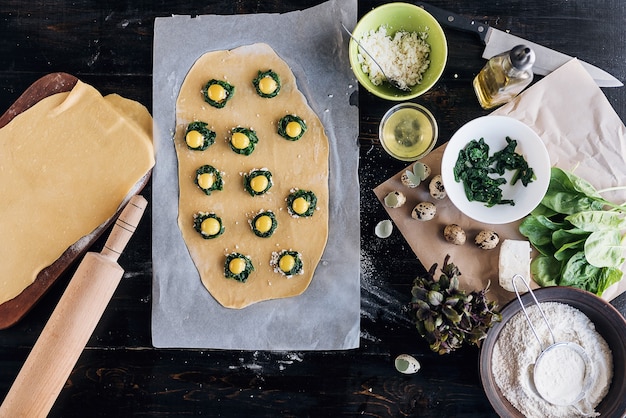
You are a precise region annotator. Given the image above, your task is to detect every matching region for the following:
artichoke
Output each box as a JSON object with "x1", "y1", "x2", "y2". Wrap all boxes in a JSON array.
[{"x1": 410, "y1": 255, "x2": 501, "y2": 355}]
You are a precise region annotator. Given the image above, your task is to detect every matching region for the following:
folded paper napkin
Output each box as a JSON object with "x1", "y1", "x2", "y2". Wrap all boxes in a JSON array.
[{"x1": 375, "y1": 59, "x2": 626, "y2": 307}]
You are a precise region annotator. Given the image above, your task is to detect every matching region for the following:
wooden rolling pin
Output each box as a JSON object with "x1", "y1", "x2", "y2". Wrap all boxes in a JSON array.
[{"x1": 0, "y1": 195, "x2": 148, "y2": 418}]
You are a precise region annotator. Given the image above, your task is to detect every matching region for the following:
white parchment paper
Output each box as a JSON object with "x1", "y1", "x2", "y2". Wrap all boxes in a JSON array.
[{"x1": 151, "y1": 0, "x2": 360, "y2": 350}]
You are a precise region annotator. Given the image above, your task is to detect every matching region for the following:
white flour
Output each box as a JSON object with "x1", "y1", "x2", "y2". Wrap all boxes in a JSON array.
[{"x1": 491, "y1": 302, "x2": 613, "y2": 418}]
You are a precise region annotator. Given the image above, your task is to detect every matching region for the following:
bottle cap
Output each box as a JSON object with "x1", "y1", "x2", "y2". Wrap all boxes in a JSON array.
[{"x1": 509, "y1": 45, "x2": 535, "y2": 70}]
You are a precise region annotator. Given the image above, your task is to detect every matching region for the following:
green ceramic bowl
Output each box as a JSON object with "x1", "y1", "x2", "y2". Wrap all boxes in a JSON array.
[{"x1": 348, "y1": 2, "x2": 448, "y2": 101}]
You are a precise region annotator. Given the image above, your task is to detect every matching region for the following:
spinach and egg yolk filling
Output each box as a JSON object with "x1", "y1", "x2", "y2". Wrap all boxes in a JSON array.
[
  {"x1": 224, "y1": 252, "x2": 254, "y2": 282},
  {"x1": 253, "y1": 70, "x2": 281, "y2": 98},
  {"x1": 250, "y1": 210, "x2": 278, "y2": 238},
  {"x1": 272, "y1": 250, "x2": 303, "y2": 277},
  {"x1": 184, "y1": 121, "x2": 216, "y2": 151},
  {"x1": 244, "y1": 169, "x2": 273, "y2": 196},
  {"x1": 195, "y1": 165, "x2": 223, "y2": 195},
  {"x1": 278, "y1": 114, "x2": 307, "y2": 141},
  {"x1": 202, "y1": 79, "x2": 235, "y2": 108},
  {"x1": 229, "y1": 127, "x2": 259, "y2": 155},
  {"x1": 193, "y1": 212, "x2": 224, "y2": 239},
  {"x1": 287, "y1": 189, "x2": 317, "y2": 217}
]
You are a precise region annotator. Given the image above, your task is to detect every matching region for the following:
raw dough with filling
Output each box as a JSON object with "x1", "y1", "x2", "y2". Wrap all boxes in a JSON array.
[
  {"x1": 175, "y1": 43, "x2": 329, "y2": 309},
  {"x1": 0, "y1": 81, "x2": 155, "y2": 305}
]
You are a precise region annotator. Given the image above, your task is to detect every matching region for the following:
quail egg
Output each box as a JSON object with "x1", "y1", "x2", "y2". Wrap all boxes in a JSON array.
[
  {"x1": 411, "y1": 202, "x2": 436, "y2": 221},
  {"x1": 443, "y1": 224, "x2": 466, "y2": 245},
  {"x1": 428, "y1": 174, "x2": 446, "y2": 200},
  {"x1": 475, "y1": 230, "x2": 500, "y2": 250}
]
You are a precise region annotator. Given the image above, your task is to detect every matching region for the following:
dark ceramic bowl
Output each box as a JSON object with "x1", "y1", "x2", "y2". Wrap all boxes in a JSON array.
[{"x1": 479, "y1": 286, "x2": 626, "y2": 417}]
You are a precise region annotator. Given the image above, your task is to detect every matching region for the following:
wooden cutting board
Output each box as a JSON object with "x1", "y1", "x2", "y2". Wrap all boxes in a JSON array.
[{"x1": 0, "y1": 72, "x2": 151, "y2": 329}]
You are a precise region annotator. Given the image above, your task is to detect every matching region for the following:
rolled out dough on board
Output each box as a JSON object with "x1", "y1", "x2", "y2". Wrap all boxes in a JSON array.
[{"x1": 0, "y1": 80, "x2": 154, "y2": 305}]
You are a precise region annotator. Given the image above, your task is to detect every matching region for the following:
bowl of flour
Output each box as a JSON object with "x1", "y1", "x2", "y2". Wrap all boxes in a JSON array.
[{"x1": 479, "y1": 286, "x2": 626, "y2": 418}]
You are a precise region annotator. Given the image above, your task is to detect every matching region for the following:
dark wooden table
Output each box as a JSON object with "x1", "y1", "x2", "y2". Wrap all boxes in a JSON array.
[{"x1": 1, "y1": 1, "x2": 625, "y2": 417}]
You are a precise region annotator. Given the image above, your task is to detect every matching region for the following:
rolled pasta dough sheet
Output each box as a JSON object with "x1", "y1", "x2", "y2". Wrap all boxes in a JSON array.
[
  {"x1": 0, "y1": 81, "x2": 154, "y2": 305},
  {"x1": 175, "y1": 43, "x2": 329, "y2": 308}
]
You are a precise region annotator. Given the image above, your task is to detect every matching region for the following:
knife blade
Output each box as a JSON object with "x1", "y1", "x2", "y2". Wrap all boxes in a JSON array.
[{"x1": 413, "y1": 1, "x2": 623, "y2": 87}]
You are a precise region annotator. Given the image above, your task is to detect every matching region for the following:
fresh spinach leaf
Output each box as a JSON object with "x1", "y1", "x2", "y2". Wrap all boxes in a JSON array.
[
  {"x1": 566, "y1": 210, "x2": 626, "y2": 231},
  {"x1": 530, "y1": 255, "x2": 560, "y2": 287},
  {"x1": 519, "y1": 167, "x2": 626, "y2": 296},
  {"x1": 584, "y1": 230, "x2": 625, "y2": 268}
]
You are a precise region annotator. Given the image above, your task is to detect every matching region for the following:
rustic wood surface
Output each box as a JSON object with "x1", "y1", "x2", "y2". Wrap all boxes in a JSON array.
[{"x1": 1, "y1": 1, "x2": 625, "y2": 417}]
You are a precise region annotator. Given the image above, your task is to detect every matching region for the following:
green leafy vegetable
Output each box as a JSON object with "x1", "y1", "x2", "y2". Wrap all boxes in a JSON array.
[
  {"x1": 278, "y1": 114, "x2": 307, "y2": 141},
  {"x1": 243, "y1": 169, "x2": 273, "y2": 196},
  {"x1": 202, "y1": 79, "x2": 235, "y2": 108},
  {"x1": 224, "y1": 252, "x2": 254, "y2": 283},
  {"x1": 519, "y1": 167, "x2": 626, "y2": 296},
  {"x1": 250, "y1": 210, "x2": 278, "y2": 238},
  {"x1": 287, "y1": 189, "x2": 317, "y2": 217},
  {"x1": 194, "y1": 165, "x2": 223, "y2": 195},
  {"x1": 453, "y1": 137, "x2": 535, "y2": 207},
  {"x1": 271, "y1": 250, "x2": 303, "y2": 277},
  {"x1": 193, "y1": 212, "x2": 225, "y2": 239},
  {"x1": 409, "y1": 255, "x2": 501, "y2": 355},
  {"x1": 252, "y1": 70, "x2": 281, "y2": 98},
  {"x1": 184, "y1": 121, "x2": 216, "y2": 151},
  {"x1": 229, "y1": 127, "x2": 259, "y2": 155}
]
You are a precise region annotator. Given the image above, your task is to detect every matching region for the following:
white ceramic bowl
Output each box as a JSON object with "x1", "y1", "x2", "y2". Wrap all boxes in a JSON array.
[{"x1": 441, "y1": 116, "x2": 550, "y2": 224}]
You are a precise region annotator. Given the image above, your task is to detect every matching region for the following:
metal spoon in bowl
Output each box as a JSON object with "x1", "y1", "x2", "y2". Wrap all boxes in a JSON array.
[{"x1": 341, "y1": 23, "x2": 411, "y2": 92}]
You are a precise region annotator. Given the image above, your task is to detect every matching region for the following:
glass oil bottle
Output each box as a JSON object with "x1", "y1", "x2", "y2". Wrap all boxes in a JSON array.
[{"x1": 473, "y1": 44, "x2": 535, "y2": 109}]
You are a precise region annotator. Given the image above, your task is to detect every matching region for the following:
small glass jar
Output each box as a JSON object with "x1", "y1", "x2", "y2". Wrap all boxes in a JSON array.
[{"x1": 379, "y1": 103, "x2": 438, "y2": 161}]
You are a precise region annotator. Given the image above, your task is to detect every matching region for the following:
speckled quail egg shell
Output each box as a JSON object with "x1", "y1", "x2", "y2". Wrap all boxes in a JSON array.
[
  {"x1": 383, "y1": 191, "x2": 406, "y2": 208},
  {"x1": 394, "y1": 354, "x2": 421, "y2": 374},
  {"x1": 375, "y1": 219, "x2": 393, "y2": 238}
]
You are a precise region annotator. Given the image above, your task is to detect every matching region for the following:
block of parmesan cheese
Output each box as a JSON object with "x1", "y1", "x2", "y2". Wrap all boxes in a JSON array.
[{"x1": 498, "y1": 239, "x2": 532, "y2": 292}]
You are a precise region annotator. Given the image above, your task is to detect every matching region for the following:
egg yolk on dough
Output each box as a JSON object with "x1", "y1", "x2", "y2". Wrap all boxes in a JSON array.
[
  {"x1": 200, "y1": 217, "x2": 221, "y2": 236},
  {"x1": 254, "y1": 215, "x2": 273, "y2": 233},
  {"x1": 279, "y1": 254, "x2": 296, "y2": 273},
  {"x1": 291, "y1": 196, "x2": 310, "y2": 215},
  {"x1": 186, "y1": 130, "x2": 204, "y2": 148},
  {"x1": 229, "y1": 257, "x2": 247, "y2": 275},
  {"x1": 231, "y1": 132, "x2": 250, "y2": 150},
  {"x1": 259, "y1": 76, "x2": 277, "y2": 95},
  {"x1": 197, "y1": 172, "x2": 215, "y2": 189},
  {"x1": 250, "y1": 175, "x2": 269, "y2": 193},
  {"x1": 207, "y1": 83, "x2": 227, "y2": 102},
  {"x1": 285, "y1": 121, "x2": 302, "y2": 138}
]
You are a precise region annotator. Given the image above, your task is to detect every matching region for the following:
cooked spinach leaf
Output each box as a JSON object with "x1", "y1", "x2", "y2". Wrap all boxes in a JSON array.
[
  {"x1": 250, "y1": 210, "x2": 278, "y2": 238},
  {"x1": 202, "y1": 79, "x2": 235, "y2": 108},
  {"x1": 243, "y1": 169, "x2": 273, "y2": 196},
  {"x1": 194, "y1": 165, "x2": 223, "y2": 195},
  {"x1": 253, "y1": 70, "x2": 281, "y2": 98},
  {"x1": 193, "y1": 212, "x2": 224, "y2": 239},
  {"x1": 224, "y1": 252, "x2": 254, "y2": 283},
  {"x1": 184, "y1": 121, "x2": 216, "y2": 151},
  {"x1": 229, "y1": 127, "x2": 259, "y2": 155},
  {"x1": 278, "y1": 114, "x2": 307, "y2": 141},
  {"x1": 453, "y1": 137, "x2": 535, "y2": 207},
  {"x1": 287, "y1": 189, "x2": 317, "y2": 217}
]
